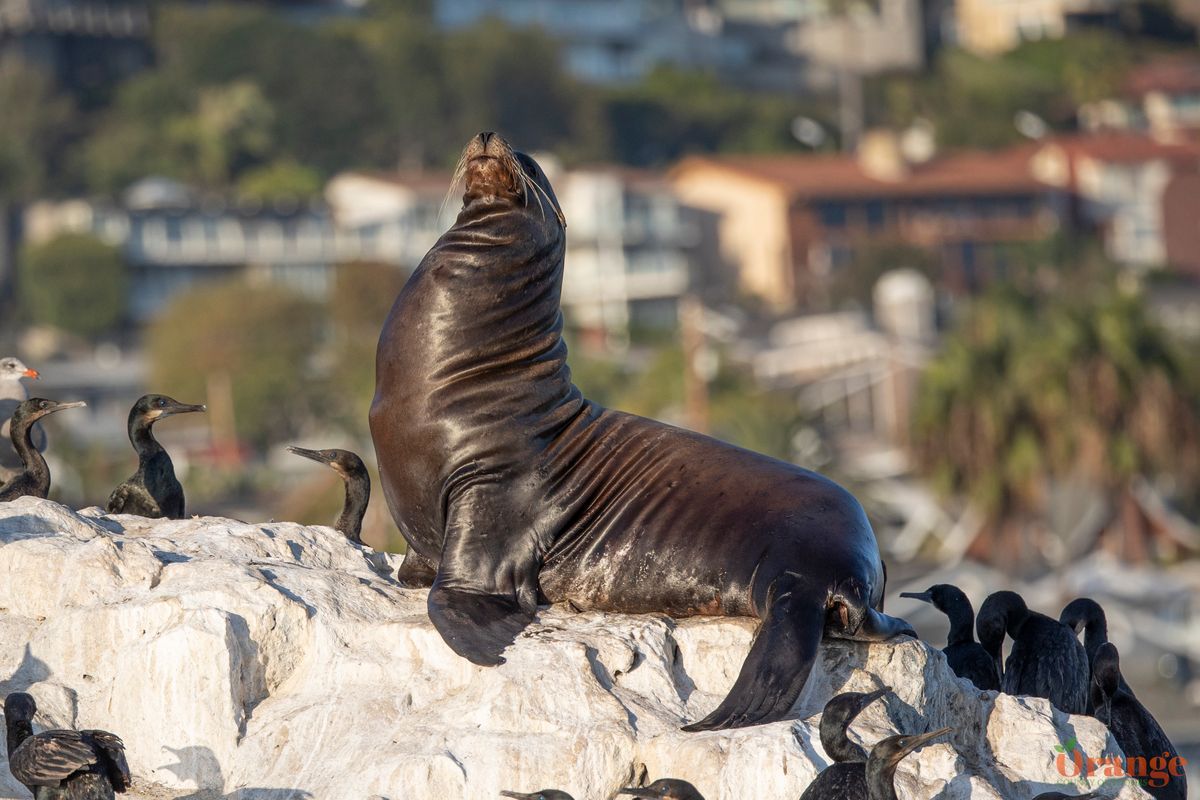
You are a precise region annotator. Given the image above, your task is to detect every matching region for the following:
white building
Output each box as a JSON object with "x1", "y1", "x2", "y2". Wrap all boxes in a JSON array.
[
  {"x1": 752, "y1": 269, "x2": 936, "y2": 458},
  {"x1": 326, "y1": 165, "x2": 700, "y2": 348},
  {"x1": 24, "y1": 178, "x2": 388, "y2": 320}
]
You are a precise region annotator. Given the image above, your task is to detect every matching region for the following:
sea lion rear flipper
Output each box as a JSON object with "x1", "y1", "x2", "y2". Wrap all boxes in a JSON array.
[
  {"x1": 844, "y1": 607, "x2": 917, "y2": 641},
  {"x1": 681, "y1": 573, "x2": 824, "y2": 732},
  {"x1": 427, "y1": 496, "x2": 540, "y2": 666},
  {"x1": 396, "y1": 548, "x2": 438, "y2": 588}
]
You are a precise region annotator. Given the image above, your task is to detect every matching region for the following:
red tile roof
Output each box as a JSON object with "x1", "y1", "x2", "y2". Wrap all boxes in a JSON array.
[
  {"x1": 1124, "y1": 57, "x2": 1200, "y2": 97},
  {"x1": 673, "y1": 145, "x2": 1046, "y2": 199},
  {"x1": 1042, "y1": 133, "x2": 1200, "y2": 165}
]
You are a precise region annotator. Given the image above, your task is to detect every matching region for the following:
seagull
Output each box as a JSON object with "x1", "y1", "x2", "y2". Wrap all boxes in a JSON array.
[{"x1": 0, "y1": 357, "x2": 44, "y2": 482}]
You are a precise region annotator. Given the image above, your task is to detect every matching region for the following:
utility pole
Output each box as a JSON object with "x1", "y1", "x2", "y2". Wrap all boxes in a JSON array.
[{"x1": 680, "y1": 293, "x2": 710, "y2": 434}]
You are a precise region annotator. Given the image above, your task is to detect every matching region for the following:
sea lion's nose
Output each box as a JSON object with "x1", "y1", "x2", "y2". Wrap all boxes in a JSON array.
[{"x1": 479, "y1": 131, "x2": 496, "y2": 151}]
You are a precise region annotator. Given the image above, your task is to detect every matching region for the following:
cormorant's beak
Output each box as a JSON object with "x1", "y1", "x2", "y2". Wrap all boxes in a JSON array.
[
  {"x1": 287, "y1": 445, "x2": 335, "y2": 466},
  {"x1": 22, "y1": 368, "x2": 39, "y2": 379},
  {"x1": 897, "y1": 726, "x2": 953, "y2": 758},
  {"x1": 857, "y1": 686, "x2": 891, "y2": 710},
  {"x1": 163, "y1": 402, "x2": 206, "y2": 417},
  {"x1": 617, "y1": 790, "x2": 666, "y2": 799},
  {"x1": 899, "y1": 591, "x2": 933, "y2": 604},
  {"x1": 33, "y1": 400, "x2": 86, "y2": 422},
  {"x1": 499, "y1": 793, "x2": 539, "y2": 800}
]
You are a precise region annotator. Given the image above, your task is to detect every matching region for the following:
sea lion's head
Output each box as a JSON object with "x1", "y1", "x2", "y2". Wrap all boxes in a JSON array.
[{"x1": 453, "y1": 131, "x2": 565, "y2": 230}]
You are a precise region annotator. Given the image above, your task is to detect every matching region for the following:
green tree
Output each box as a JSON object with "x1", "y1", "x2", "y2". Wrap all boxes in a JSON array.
[
  {"x1": 913, "y1": 288, "x2": 1200, "y2": 564},
  {"x1": 236, "y1": 160, "x2": 323, "y2": 203},
  {"x1": 18, "y1": 234, "x2": 127, "y2": 336},
  {"x1": 875, "y1": 32, "x2": 1144, "y2": 148},
  {"x1": 326, "y1": 261, "x2": 408, "y2": 436},
  {"x1": 602, "y1": 67, "x2": 806, "y2": 166},
  {"x1": 573, "y1": 342, "x2": 806, "y2": 461},
  {"x1": 0, "y1": 64, "x2": 77, "y2": 199},
  {"x1": 147, "y1": 279, "x2": 322, "y2": 448}
]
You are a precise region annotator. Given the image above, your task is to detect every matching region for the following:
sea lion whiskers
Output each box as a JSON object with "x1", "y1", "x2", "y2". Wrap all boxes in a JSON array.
[{"x1": 441, "y1": 148, "x2": 473, "y2": 223}]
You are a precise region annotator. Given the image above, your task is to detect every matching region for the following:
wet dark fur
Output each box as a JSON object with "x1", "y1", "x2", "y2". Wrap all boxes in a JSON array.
[{"x1": 370, "y1": 132, "x2": 913, "y2": 731}]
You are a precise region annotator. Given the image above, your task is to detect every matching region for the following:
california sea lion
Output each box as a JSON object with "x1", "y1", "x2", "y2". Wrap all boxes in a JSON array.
[{"x1": 369, "y1": 132, "x2": 914, "y2": 731}]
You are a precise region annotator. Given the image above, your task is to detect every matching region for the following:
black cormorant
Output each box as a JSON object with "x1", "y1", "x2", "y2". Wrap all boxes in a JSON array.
[
  {"x1": 901, "y1": 584, "x2": 1000, "y2": 691},
  {"x1": 0, "y1": 357, "x2": 44, "y2": 482},
  {"x1": 500, "y1": 791, "x2": 575, "y2": 800},
  {"x1": 0, "y1": 398, "x2": 86, "y2": 502},
  {"x1": 106, "y1": 395, "x2": 205, "y2": 519},
  {"x1": 976, "y1": 590, "x2": 1089, "y2": 715},
  {"x1": 1091, "y1": 643, "x2": 1186, "y2": 800},
  {"x1": 801, "y1": 726, "x2": 953, "y2": 800},
  {"x1": 4, "y1": 692, "x2": 131, "y2": 800},
  {"x1": 286, "y1": 446, "x2": 370, "y2": 544},
  {"x1": 1059, "y1": 597, "x2": 1131, "y2": 708},
  {"x1": 618, "y1": 779, "x2": 705, "y2": 800},
  {"x1": 798, "y1": 688, "x2": 891, "y2": 799}
]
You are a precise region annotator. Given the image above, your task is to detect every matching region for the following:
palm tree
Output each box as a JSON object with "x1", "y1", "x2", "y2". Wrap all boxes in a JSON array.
[{"x1": 913, "y1": 288, "x2": 1200, "y2": 567}]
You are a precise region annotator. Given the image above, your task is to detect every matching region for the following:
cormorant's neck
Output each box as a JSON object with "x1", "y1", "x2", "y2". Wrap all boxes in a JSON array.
[
  {"x1": 5, "y1": 719, "x2": 32, "y2": 757},
  {"x1": 942, "y1": 601, "x2": 977, "y2": 647},
  {"x1": 336, "y1": 471, "x2": 370, "y2": 544},
  {"x1": 131, "y1": 417, "x2": 165, "y2": 461},
  {"x1": 822, "y1": 715, "x2": 867, "y2": 763},
  {"x1": 10, "y1": 421, "x2": 50, "y2": 493},
  {"x1": 865, "y1": 758, "x2": 900, "y2": 800},
  {"x1": 1081, "y1": 619, "x2": 1108, "y2": 663}
]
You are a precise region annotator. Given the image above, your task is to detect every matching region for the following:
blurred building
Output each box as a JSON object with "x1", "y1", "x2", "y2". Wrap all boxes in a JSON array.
[
  {"x1": 324, "y1": 171, "x2": 449, "y2": 269},
  {"x1": 1081, "y1": 57, "x2": 1200, "y2": 140},
  {"x1": 1030, "y1": 133, "x2": 1200, "y2": 268},
  {"x1": 0, "y1": 0, "x2": 150, "y2": 96},
  {"x1": 433, "y1": 0, "x2": 744, "y2": 84},
  {"x1": 789, "y1": 0, "x2": 929, "y2": 76},
  {"x1": 557, "y1": 167, "x2": 698, "y2": 345},
  {"x1": 24, "y1": 178, "x2": 386, "y2": 321},
  {"x1": 671, "y1": 134, "x2": 1063, "y2": 311},
  {"x1": 952, "y1": 0, "x2": 1121, "y2": 54},
  {"x1": 751, "y1": 268, "x2": 936, "y2": 457},
  {"x1": 436, "y1": 0, "x2": 855, "y2": 91},
  {"x1": 326, "y1": 165, "x2": 701, "y2": 347}
]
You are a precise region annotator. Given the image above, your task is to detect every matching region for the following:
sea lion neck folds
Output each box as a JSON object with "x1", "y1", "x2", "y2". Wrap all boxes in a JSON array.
[{"x1": 370, "y1": 132, "x2": 914, "y2": 731}]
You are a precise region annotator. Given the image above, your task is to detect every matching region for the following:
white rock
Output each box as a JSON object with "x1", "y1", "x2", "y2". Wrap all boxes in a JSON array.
[{"x1": 0, "y1": 498, "x2": 1154, "y2": 800}]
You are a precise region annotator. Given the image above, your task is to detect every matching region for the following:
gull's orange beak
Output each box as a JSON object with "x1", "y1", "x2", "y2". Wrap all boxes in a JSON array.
[{"x1": 23, "y1": 368, "x2": 39, "y2": 379}]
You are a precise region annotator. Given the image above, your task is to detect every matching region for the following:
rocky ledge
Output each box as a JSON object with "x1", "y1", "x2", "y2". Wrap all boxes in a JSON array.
[{"x1": 0, "y1": 498, "x2": 1149, "y2": 799}]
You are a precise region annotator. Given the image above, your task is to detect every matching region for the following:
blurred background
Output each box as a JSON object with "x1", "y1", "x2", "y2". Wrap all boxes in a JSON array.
[{"x1": 2, "y1": 0, "x2": 1200, "y2": 785}]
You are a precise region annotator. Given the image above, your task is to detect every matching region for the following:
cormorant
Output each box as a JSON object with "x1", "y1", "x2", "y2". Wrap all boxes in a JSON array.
[
  {"x1": 0, "y1": 399, "x2": 86, "y2": 502},
  {"x1": 618, "y1": 779, "x2": 706, "y2": 800},
  {"x1": 4, "y1": 692, "x2": 131, "y2": 799},
  {"x1": 1090, "y1": 643, "x2": 1186, "y2": 800},
  {"x1": 976, "y1": 591, "x2": 1089, "y2": 715},
  {"x1": 287, "y1": 446, "x2": 370, "y2": 544},
  {"x1": 106, "y1": 394, "x2": 205, "y2": 519},
  {"x1": 500, "y1": 791, "x2": 575, "y2": 800},
  {"x1": 798, "y1": 688, "x2": 891, "y2": 799},
  {"x1": 1059, "y1": 597, "x2": 1131, "y2": 708},
  {"x1": 900, "y1": 584, "x2": 1000, "y2": 691},
  {"x1": 0, "y1": 357, "x2": 44, "y2": 482},
  {"x1": 801, "y1": 727, "x2": 953, "y2": 800}
]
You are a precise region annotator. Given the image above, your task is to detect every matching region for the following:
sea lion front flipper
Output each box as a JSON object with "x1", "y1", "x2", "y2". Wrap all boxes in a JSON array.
[
  {"x1": 426, "y1": 494, "x2": 540, "y2": 666},
  {"x1": 681, "y1": 573, "x2": 824, "y2": 732},
  {"x1": 428, "y1": 585, "x2": 535, "y2": 666}
]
